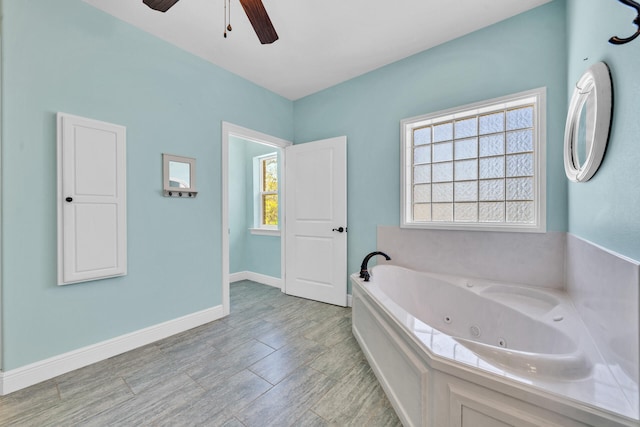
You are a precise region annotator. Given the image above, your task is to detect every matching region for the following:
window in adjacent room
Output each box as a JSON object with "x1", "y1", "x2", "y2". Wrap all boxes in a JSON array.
[
  {"x1": 254, "y1": 153, "x2": 278, "y2": 230},
  {"x1": 401, "y1": 88, "x2": 546, "y2": 232}
]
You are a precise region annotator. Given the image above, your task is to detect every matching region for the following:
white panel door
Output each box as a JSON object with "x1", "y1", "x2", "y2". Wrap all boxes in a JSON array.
[
  {"x1": 57, "y1": 113, "x2": 127, "y2": 285},
  {"x1": 285, "y1": 136, "x2": 347, "y2": 306}
]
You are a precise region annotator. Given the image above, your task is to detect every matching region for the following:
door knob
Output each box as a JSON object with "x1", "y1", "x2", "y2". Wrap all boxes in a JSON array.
[
  {"x1": 332, "y1": 227, "x2": 345, "y2": 233},
  {"x1": 65, "y1": 197, "x2": 73, "y2": 203}
]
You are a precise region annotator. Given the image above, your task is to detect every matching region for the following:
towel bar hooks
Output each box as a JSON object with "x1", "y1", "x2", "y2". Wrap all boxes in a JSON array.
[{"x1": 609, "y1": 0, "x2": 640, "y2": 45}]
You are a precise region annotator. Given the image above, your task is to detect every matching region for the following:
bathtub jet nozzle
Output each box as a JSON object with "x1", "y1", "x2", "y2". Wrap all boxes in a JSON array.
[{"x1": 360, "y1": 251, "x2": 392, "y2": 282}]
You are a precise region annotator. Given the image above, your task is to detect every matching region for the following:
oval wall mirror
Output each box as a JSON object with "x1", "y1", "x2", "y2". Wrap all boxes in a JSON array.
[{"x1": 563, "y1": 61, "x2": 613, "y2": 182}]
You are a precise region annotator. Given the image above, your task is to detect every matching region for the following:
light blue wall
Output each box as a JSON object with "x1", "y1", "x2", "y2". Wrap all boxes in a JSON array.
[
  {"x1": 7, "y1": 0, "x2": 635, "y2": 373},
  {"x1": 0, "y1": 0, "x2": 293, "y2": 369},
  {"x1": 566, "y1": 0, "x2": 640, "y2": 262},
  {"x1": 243, "y1": 142, "x2": 281, "y2": 278},
  {"x1": 229, "y1": 136, "x2": 281, "y2": 278},
  {"x1": 229, "y1": 137, "x2": 248, "y2": 274},
  {"x1": 293, "y1": 1, "x2": 568, "y2": 280}
]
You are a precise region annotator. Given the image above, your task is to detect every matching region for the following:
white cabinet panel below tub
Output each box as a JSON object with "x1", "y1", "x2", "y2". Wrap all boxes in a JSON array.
[
  {"x1": 352, "y1": 292, "x2": 430, "y2": 426},
  {"x1": 434, "y1": 372, "x2": 589, "y2": 427}
]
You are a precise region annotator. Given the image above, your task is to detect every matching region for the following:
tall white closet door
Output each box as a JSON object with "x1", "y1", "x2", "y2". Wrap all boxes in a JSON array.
[{"x1": 57, "y1": 113, "x2": 127, "y2": 285}]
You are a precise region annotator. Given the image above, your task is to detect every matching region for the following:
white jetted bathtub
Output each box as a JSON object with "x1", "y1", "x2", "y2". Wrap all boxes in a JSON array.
[{"x1": 351, "y1": 264, "x2": 638, "y2": 427}]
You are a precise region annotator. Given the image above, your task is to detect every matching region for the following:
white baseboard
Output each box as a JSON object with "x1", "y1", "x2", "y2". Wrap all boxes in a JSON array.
[
  {"x1": 0, "y1": 305, "x2": 224, "y2": 396},
  {"x1": 230, "y1": 272, "x2": 350, "y2": 305},
  {"x1": 229, "y1": 271, "x2": 249, "y2": 283},
  {"x1": 230, "y1": 271, "x2": 282, "y2": 289}
]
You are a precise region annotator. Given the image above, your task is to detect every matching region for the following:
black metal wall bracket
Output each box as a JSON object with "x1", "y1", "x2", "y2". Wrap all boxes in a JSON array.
[{"x1": 610, "y1": 0, "x2": 640, "y2": 45}]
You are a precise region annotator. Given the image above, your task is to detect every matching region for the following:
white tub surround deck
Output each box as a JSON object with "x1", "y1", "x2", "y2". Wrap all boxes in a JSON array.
[{"x1": 352, "y1": 265, "x2": 638, "y2": 427}]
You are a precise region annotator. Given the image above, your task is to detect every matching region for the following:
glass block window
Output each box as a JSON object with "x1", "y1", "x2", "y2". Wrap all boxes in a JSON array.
[{"x1": 401, "y1": 88, "x2": 546, "y2": 232}]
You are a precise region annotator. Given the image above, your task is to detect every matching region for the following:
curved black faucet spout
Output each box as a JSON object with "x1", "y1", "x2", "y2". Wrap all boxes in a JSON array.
[{"x1": 360, "y1": 251, "x2": 391, "y2": 282}]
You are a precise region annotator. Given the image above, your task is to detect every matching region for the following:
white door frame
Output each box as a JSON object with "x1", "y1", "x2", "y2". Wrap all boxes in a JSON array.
[
  {"x1": 221, "y1": 122, "x2": 292, "y2": 315},
  {"x1": 0, "y1": 40, "x2": 3, "y2": 370}
]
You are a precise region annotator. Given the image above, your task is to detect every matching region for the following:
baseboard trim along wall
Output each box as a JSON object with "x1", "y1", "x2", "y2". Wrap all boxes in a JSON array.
[
  {"x1": 0, "y1": 305, "x2": 224, "y2": 395},
  {"x1": 230, "y1": 271, "x2": 282, "y2": 289},
  {"x1": 230, "y1": 271, "x2": 352, "y2": 307}
]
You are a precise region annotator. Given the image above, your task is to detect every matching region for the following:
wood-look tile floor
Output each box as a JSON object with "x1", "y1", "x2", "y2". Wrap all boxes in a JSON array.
[{"x1": 0, "y1": 281, "x2": 402, "y2": 426}]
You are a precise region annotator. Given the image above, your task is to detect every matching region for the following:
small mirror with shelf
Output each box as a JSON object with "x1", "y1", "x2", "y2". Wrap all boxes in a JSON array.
[{"x1": 163, "y1": 153, "x2": 197, "y2": 197}]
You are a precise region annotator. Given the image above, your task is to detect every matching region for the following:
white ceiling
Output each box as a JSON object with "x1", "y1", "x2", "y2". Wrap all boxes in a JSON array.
[{"x1": 83, "y1": 0, "x2": 551, "y2": 100}]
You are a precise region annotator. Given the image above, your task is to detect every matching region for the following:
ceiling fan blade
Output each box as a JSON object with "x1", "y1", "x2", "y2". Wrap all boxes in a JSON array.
[
  {"x1": 142, "y1": 0, "x2": 180, "y2": 13},
  {"x1": 238, "y1": 0, "x2": 279, "y2": 44}
]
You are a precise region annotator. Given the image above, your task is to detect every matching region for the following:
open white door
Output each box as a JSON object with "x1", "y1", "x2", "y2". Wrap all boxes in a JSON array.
[{"x1": 285, "y1": 136, "x2": 347, "y2": 306}]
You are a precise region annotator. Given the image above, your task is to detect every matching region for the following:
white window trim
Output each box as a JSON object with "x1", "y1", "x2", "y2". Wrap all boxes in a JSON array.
[
  {"x1": 400, "y1": 87, "x2": 547, "y2": 233},
  {"x1": 250, "y1": 228, "x2": 281, "y2": 236},
  {"x1": 253, "y1": 152, "x2": 279, "y2": 232}
]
